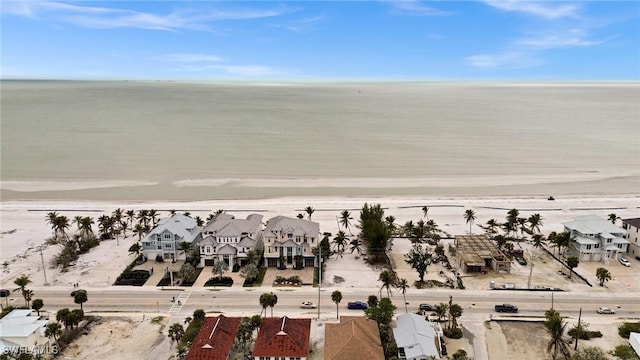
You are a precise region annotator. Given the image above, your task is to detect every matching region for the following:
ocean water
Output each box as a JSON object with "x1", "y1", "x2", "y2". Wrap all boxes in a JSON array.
[{"x1": 1, "y1": 81, "x2": 639, "y2": 200}]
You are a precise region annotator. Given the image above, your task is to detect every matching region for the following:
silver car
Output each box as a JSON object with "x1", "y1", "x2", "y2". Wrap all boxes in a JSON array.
[{"x1": 619, "y1": 258, "x2": 631, "y2": 267}]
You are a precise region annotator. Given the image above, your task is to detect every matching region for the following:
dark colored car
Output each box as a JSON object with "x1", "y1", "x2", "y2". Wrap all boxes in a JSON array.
[
  {"x1": 0, "y1": 289, "x2": 10, "y2": 297},
  {"x1": 419, "y1": 303, "x2": 434, "y2": 312},
  {"x1": 494, "y1": 304, "x2": 518, "y2": 313},
  {"x1": 347, "y1": 301, "x2": 368, "y2": 310},
  {"x1": 70, "y1": 289, "x2": 87, "y2": 297}
]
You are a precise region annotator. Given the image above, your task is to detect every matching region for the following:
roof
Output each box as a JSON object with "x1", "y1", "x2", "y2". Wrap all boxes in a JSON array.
[
  {"x1": 253, "y1": 317, "x2": 311, "y2": 357},
  {"x1": 0, "y1": 309, "x2": 48, "y2": 338},
  {"x1": 186, "y1": 315, "x2": 242, "y2": 360},
  {"x1": 622, "y1": 218, "x2": 640, "y2": 229},
  {"x1": 201, "y1": 213, "x2": 263, "y2": 238},
  {"x1": 143, "y1": 214, "x2": 200, "y2": 244},
  {"x1": 563, "y1": 215, "x2": 624, "y2": 236},
  {"x1": 393, "y1": 313, "x2": 440, "y2": 359},
  {"x1": 325, "y1": 316, "x2": 384, "y2": 360},
  {"x1": 264, "y1": 216, "x2": 319, "y2": 239}
]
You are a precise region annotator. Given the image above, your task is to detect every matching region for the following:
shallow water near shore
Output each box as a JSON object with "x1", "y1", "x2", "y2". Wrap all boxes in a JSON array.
[{"x1": 1, "y1": 81, "x2": 638, "y2": 200}]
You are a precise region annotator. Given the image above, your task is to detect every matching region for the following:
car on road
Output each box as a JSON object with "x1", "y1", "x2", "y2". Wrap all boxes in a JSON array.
[
  {"x1": 347, "y1": 301, "x2": 368, "y2": 310},
  {"x1": 619, "y1": 257, "x2": 631, "y2": 267},
  {"x1": 70, "y1": 289, "x2": 87, "y2": 297},
  {"x1": 419, "y1": 303, "x2": 434, "y2": 312},
  {"x1": 494, "y1": 304, "x2": 518, "y2": 313},
  {"x1": 300, "y1": 301, "x2": 317, "y2": 309},
  {"x1": 596, "y1": 307, "x2": 615, "y2": 314},
  {"x1": 0, "y1": 289, "x2": 10, "y2": 297}
]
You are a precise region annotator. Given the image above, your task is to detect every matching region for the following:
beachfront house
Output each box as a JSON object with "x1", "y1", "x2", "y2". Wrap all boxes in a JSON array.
[
  {"x1": 195, "y1": 213, "x2": 263, "y2": 268},
  {"x1": 262, "y1": 216, "x2": 318, "y2": 269},
  {"x1": 253, "y1": 316, "x2": 311, "y2": 360},
  {"x1": 393, "y1": 313, "x2": 443, "y2": 360},
  {"x1": 186, "y1": 315, "x2": 241, "y2": 360},
  {"x1": 0, "y1": 309, "x2": 50, "y2": 356},
  {"x1": 621, "y1": 218, "x2": 640, "y2": 260},
  {"x1": 563, "y1": 215, "x2": 629, "y2": 263},
  {"x1": 141, "y1": 214, "x2": 201, "y2": 262},
  {"x1": 324, "y1": 316, "x2": 385, "y2": 360}
]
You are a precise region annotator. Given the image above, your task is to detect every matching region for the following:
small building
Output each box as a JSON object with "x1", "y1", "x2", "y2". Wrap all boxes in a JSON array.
[
  {"x1": 141, "y1": 214, "x2": 201, "y2": 262},
  {"x1": 0, "y1": 309, "x2": 50, "y2": 356},
  {"x1": 253, "y1": 316, "x2": 311, "y2": 360},
  {"x1": 263, "y1": 216, "x2": 318, "y2": 269},
  {"x1": 629, "y1": 332, "x2": 640, "y2": 357},
  {"x1": 186, "y1": 315, "x2": 242, "y2": 360},
  {"x1": 455, "y1": 235, "x2": 511, "y2": 273},
  {"x1": 563, "y1": 215, "x2": 629, "y2": 263},
  {"x1": 393, "y1": 313, "x2": 443, "y2": 360},
  {"x1": 325, "y1": 316, "x2": 384, "y2": 360},
  {"x1": 621, "y1": 218, "x2": 640, "y2": 259},
  {"x1": 195, "y1": 213, "x2": 263, "y2": 267}
]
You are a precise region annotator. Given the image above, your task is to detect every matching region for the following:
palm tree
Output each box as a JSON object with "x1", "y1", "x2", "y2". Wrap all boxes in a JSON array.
[
  {"x1": 448, "y1": 303, "x2": 463, "y2": 330},
  {"x1": 545, "y1": 312, "x2": 571, "y2": 360},
  {"x1": 332, "y1": 231, "x2": 348, "y2": 258},
  {"x1": 45, "y1": 211, "x2": 59, "y2": 236},
  {"x1": 168, "y1": 323, "x2": 185, "y2": 346},
  {"x1": 259, "y1": 293, "x2": 271, "y2": 317},
  {"x1": 213, "y1": 261, "x2": 229, "y2": 280},
  {"x1": 74, "y1": 290, "x2": 88, "y2": 310},
  {"x1": 532, "y1": 234, "x2": 545, "y2": 249},
  {"x1": 53, "y1": 215, "x2": 70, "y2": 240},
  {"x1": 349, "y1": 238, "x2": 363, "y2": 255},
  {"x1": 596, "y1": 267, "x2": 612, "y2": 287},
  {"x1": 464, "y1": 209, "x2": 476, "y2": 235},
  {"x1": 396, "y1": 278, "x2": 409, "y2": 313},
  {"x1": 385, "y1": 215, "x2": 397, "y2": 236},
  {"x1": 32, "y1": 298, "x2": 44, "y2": 316},
  {"x1": 528, "y1": 213, "x2": 543, "y2": 234},
  {"x1": 422, "y1": 206, "x2": 430, "y2": 220},
  {"x1": 484, "y1": 219, "x2": 500, "y2": 238},
  {"x1": 149, "y1": 209, "x2": 159, "y2": 226},
  {"x1": 378, "y1": 270, "x2": 395, "y2": 298},
  {"x1": 304, "y1": 206, "x2": 315, "y2": 220},
  {"x1": 433, "y1": 303, "x2": 448, "y2": 322},
  {"x1": 126, "y1": 210, "x2": 136, "y2": 230},
  {"x1": 22, "y1": 289, "x2": 34, "y2": 308},
  {"x1": 608, "y1": 213, "x2": 620, "y2": 225},
  {"x1": 554, "y1": 231, "x2": 575, "y2": 259},
  {"x1": 73, "y1": 216, "x2": 83, "y2": 231},
  {"x1": 413, "y1": 220, "x2": 427, "y2": 243},
  {"x1": 14, "y1": 274, "x2": 31, "y2": 293},
  {"x1": 45, "y1": 322, "x2": 62, "y2": 341},
  {"x1": 331, "y1": 290, "x2": 342, "y2": 320},
  {"x1": 78, "y1": 217, "x2": 95, "y2": 237},
  {"x1": 403, "y1": 220, "x2": 415, "y2": 239},
  {"x1": 133, "y1": 223, "x2": 145, "y2": 241},
  {"x1": 339, "y1": 210, "x2": 353, "y2": 234},
  {"x1": 367, "y1": 295, "x2": 379, "y2": 308}
]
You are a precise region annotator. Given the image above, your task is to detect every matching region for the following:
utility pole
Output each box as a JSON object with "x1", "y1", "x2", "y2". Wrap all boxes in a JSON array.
[
  {"x1": 551, "y1": 292, "x2": 554, "y2": 309},
  {"x1": 527, "y1": 261, "x2": 534, "y2": 289},
  {"x1": 575, "y1": 308, "x2": 582, "y2": 351},
  {"x1": 36, "y1": 246, "x2": 48, "y2": 286},
  {"x1": 317, "y1": 245, "x2": 321, "y2": 320}
]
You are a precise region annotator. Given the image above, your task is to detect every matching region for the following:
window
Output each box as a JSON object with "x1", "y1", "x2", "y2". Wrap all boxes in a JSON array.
[
  {"x1": 143, "y1": 242, "x2": 151, "y2": 247},
  {"x1": 206, "y1": 247, "x2": 211, "y2": 253},
  {"x1": 586, "y1": 245, "x2": 591, "y2": 250},
  {"x1": 164, "y1": 243, "x2": 172, "y2": 249},
  {"x1": 164, "y1": 233, "x2": 171, "y2": 240},
  {"x1": 157, "y1": 245, "x2": 162, "y2": 250},
  {"x1": 288, "y1": 234, "x2": 293, "y2": 239},
  {"x1": 296, "y1": 236, "x2": 301, "y2": 242},
  {"x1": 607, "y1": 239, "x2": 612, "y2": 243},
  {"x1": 595, "y1": 244, "x2": 600, "y2": 249}
]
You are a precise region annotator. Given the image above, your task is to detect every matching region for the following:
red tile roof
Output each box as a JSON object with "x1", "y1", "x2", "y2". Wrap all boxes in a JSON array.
[
  {"x1": 253, "y1": 317, "x2": 311, "y2": 358},
  {"x1": 325, "y1": 316, "x2": 384, "y2": 360},
  {"x1": 187, "y1": 315, "x2": 242, "y2": 360}
]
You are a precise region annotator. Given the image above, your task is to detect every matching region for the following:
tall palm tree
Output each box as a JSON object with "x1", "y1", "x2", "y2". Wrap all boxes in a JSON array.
[
  {"x1": 22, "y1": 289, "x2": 34, "y2": 308},
  {"x1": 528, "y1": 213, "x2": 544, "y2": 234},
  {"x1": 74, "y1": 290, "x2": 88, "y2": 311},
  {"x1": 378, "y1": 270, "x2": 395, "y2": 298},
  {"x1": 133, "y1": 223, "x2": 145, "y2": 241},
  {"x1": 14, "y1": 274, "x2": 31, "y2": 294},
  {"x1": 331, "y1": 290, "x2": 342, "y2": 320},
  {"x1": 403, "y1": 221, "x2": 415, "y2": 239},
  {"x1": 448, "y1": 303, "x2": 463, "y2": 330},
  {"x1": 78, "y1": 217, "x2": 95, "y2": 237},
  {"x1": 339, "y1": 210, "x2": 353, "y2": 234},
  {"x1": 464, "y1": 209, "x2": 476, "y2": 235},
  {"x1": 608, "y1": 213, "x2": 620, "y2": 225},
  {"x1": 484, "y1": 219, "x2": 500, "y2": 238},
  {"x1": 596, "y1": 267, "x2": 612, "y2": 287},
  {"x1": 332, "y1": 231, "x2": 348, "y2": 258},
  {"x1": 168, "y1": 323, "x2": 185, "y2": 346},
  {"x1": 73, "y1": 216, "x2": 83, "y2": 231},
  {"x1": 45, "y1": 211, "x2": 59, "y2": 236},
  {"x1": 349, "y1": 238, "x2": 363, "y2": 255},
  {"x1": 385, "y1": 215, "x2": 397, "y2": 236},
  {"x1": 126, "y1": 210, "x2": 136, "y2": 231},
  {"x1": 45, "y1": 322, "x2": 62, "y2": 341},
  {"x1": 396, "y1": 278, "x2": 409, "y2": 313},
  {"x1": 53, "y1": 215, "x2": 70, "y2": 240},
  {"x1": 545, "y1": 312, "x2": 571, "y2": 360},
  {"x1": 149, "y1": 209, "x2": 159, "y2": 226},
  {"x1": 267, "y1": 292, "x2": 278, "y2": 317},
  {"x1": 304, "y1": 206, "x2": 315, "y2": 220},
  {"x1": 259, "y1": 293, "x2": 271, "y2": 317},
  {"x1": 112, "y1": 208, "x2": 124, "y2": 228},
  {"x1": 413, "y1": 220, "x2": 427, "y2": 243},
  {"x1": 433, "y1": 303, "x2": 448, "y2": 322},
  {"x1": 421, "y1": 206, "x2": 429, "y2": 220}
]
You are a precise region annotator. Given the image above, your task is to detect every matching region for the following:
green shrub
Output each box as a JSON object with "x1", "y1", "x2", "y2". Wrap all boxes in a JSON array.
[
  {"x1": 568, "y1": 328, "x2": 603, "y2": 340},
  {"x1": 204, "y1": 276, "x2": 233, "y2": 287},
  {"x1": 619, "y1": 322, "x2": 640, "y2": 339},
  {"x1": 443, "y1": 327, "x2": 463, "y2": 339},
  {"x1": 243, "y1": 267, "x2": 266, "y2": 287}
]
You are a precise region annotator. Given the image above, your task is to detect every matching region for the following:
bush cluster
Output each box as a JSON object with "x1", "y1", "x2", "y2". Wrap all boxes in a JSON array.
[
  {"x1": 443, "y1": 327, "x2": 463, "y2": 339},
  {"x1": 204, "y1": 276, "x2": 233, "y2": 286}
]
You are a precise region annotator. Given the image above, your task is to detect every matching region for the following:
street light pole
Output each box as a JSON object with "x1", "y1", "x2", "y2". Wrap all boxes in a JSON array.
[
  {"x1": 317, "y1": 245, "x2": 321, "y2": 320},
  {"x1": 37, "y1": 246, "x2": 48, "y2": 285}
]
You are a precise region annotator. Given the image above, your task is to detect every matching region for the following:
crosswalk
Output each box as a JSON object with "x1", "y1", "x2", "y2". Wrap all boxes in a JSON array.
[{"x1": 169, "y1": 292, "x2": 191, "y2": 316}]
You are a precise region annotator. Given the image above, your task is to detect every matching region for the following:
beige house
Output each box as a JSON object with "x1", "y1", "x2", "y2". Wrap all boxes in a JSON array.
[
  {"x1": 622, "y1": 218, "x2": 640, "y2": 260},
  {"x1": 263, "y1": 216, "x2": 318, "y2": 269}
]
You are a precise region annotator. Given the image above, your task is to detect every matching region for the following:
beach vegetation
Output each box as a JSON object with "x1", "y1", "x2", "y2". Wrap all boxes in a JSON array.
[
  {"x1": 396, "y1": 278, "x2": 409, "y2": 314},
  {"x1": 168, "y1": 322, "x2": 185, "y2": 346},
  {"x1": 571, "y1": 346, "x2": 608, "y2": 360},
  {"x1": 349, "y1": 237, "x2": 363, "y2": 255},
  {"x1": 596, "y1": 267, "x2": 612, "y2": 287},
  {"x1": 31, "y1": 298, "x2": 44, "y2": 316},
  {"x1": 566, "y1": 256, "x2": 579, "y2": 278},
  {"x1": 358, "y1": 203, "x2": 392, "y2": 265},
  {"x1": 618, "y1": 322, "x2": 640, "y2": 339},
  {"x1": 332, "y1": 231, "x2": 348, "y2": 258},
  {"x1": 544, "y1": 309, "x2": 571, "y2": 360},
  {"x1": 610, "y1": 344, "x2": 639, "y2": 360},
  {"x1": 367, "y1": 295, "x2": 378, "y2": 308},
  {"x1": 378, "y1": 270, "x2": 396, "y2": 298},
  {"x1": 405, "y1": 244, "x2": 431, "y2": 284},
  {"x1": 304, "y1": 206, "x2": 315, "y2": 220},
  {"x1": 45, "y1": 321, "x2": 63, "y2": 341},
  {"x1": 339, "y1": 210, "x2": 353, "y2": 234},
  {"x1": 179, "y1": 309, "x2": 206, "y2": 349},
  {"x1": 464, "y1": 209, "x2": 476, "y2": 235},
  {"x1": 608, "y1": 213, "x2": 620, "y2": 225}
]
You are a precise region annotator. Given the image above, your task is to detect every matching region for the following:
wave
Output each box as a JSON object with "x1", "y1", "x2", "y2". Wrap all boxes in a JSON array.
[{"x1": 1, "y1": 180, "x2": 158, "y2": 192}]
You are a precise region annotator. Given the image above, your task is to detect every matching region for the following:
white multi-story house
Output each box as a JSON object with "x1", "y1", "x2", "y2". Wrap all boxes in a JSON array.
[
  {"x1": 0, "y1": 309, "x2": 50, "y2": 356},
  {"x1": 141, "y1": 214, "x2": 201, "y2": 262},
  {"x1": 263, "y1": 216, "x2": 318, "y2": 269},
  {"x1": 563, "y1": 215, "x2": 629, "y2": 263},
  {"x1": 621, "y1": 218, "x2": 640, "y2": 260},
  {"x1": 195, "y1": 213, "x2": 263, "y2": 268}
]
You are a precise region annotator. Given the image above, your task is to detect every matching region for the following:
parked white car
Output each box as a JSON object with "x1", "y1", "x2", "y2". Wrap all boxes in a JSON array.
[{"x1": 619, "y1": 257, "x2": 631, "y2": 267}]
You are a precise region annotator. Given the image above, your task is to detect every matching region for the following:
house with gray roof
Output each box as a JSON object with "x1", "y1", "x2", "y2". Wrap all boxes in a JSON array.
[
  {"x1": 563, "y1": 215, "x2": 629, "y2": 263},
  {"x1": 393, "y1": 313, "x2": 442, "y2": 360},
  {"x1": 621, "y1": 218, "x2": 640, "y2": 260},
  {"x1": 195, "y1": 213, "x2": 263, "y2": 267},
  {"x1": 141, "y1": 213, "x2": 201, "y2": 262},
  {"x1": 0, "y1": 309, "x2": 50, "y2": 356},
  {"x1": 263, "y1": 216, "x2": 318, "y2": 269}
]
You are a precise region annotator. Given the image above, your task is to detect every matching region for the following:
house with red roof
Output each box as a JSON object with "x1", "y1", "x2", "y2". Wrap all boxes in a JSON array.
[
  {"x1": 253, "y1": 316, "x2": 311, "y2": 360},
  {"x1": 187, "y1": 315, "x2": 242, "y2": 360}
]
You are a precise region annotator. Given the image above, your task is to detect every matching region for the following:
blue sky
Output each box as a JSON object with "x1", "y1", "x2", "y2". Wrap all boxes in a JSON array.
[{"x1": 1, "y1": 1, "x2": 639, "y2": 80}]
